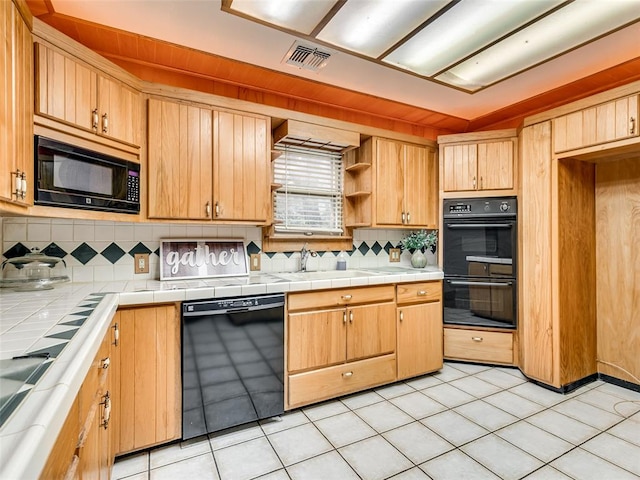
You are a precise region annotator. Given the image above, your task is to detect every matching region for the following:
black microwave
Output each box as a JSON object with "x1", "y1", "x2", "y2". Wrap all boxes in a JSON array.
[{"x1": 35, "y1": 136, "x2": 140, "y2": 214}]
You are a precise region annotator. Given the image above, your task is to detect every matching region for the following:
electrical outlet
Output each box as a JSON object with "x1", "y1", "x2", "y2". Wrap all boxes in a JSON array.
[
  {"x1": 134, "y1": 253, "x2": 149, "y2": 274},
  {"x1": 389, "y1": 248, "x2": 401, "y2": 263},
  {"x1": 249, "y1": 253, "x2": 261, "y2": 271}
]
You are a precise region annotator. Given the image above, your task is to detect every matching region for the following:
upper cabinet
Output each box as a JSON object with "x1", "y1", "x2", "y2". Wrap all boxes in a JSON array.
[
  {"x1": 214, "y1": 110, "x2": 269, "y2": 223},
  {"x1": 35, "y1": 42, "x2": 141, "y2": 148},
  {"x1": 439, "y1": 131, "x2": 517, "y2": 196},
  {"x1": 346, "y1": 137, "x2": 437, "y2": 228},
  {"x1": 147, "y1": 98, "x2": 270, "y2": 223},
  {"x1": 0, "y1": 0, "x2": 33, "y2": 206},
  {"x1": 553, "y1": 94, "x2": 639, "y2": 153},
  {"x1": 147, "y1": 98, "x2": 213, "y2": 220}
]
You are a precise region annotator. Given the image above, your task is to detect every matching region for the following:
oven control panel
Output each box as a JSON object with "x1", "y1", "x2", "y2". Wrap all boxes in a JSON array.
[{"x1": 444, "y1": 197, "x2": 517, "y2": 218}]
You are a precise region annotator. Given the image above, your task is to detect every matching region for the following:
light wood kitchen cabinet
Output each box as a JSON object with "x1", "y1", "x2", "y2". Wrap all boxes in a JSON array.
[
  {"x1": 553, "y1": 94, "x2": 639, "y2": 153},
  {"x1": 35, "y1": 42, "x2": 141, "y2": 148},
  {"x1": 41, "y1": 319, "x2": 116, "y2": 480},
  {"x1": 375, "y1": 138, "x2": 438, "y2": 227},
  {"x1": 438, "y1": 130, "x2": 517, "y2": 197},
  {"x1": 147, "y1": 100, "x2": 269, "y2": 223},
  {"x1": 116, "y1": 304, "x2": 181, "y2": 454},
  {"x1": 444, "y1": 328, "x2": 513, "y2": 365},
  {"x1": 213, "y1": 110, "x2": 269, "y2": 222},
  {"x1": 396, "y1": 282, "x2": 443, "y2": 380},
  {"x1": 287, "y1": 286, "x2": 396, "y2": 408},
  {"x1": 518, "y1": 122, "x2": 597, "y2": 389},
  {"x1": 147, "y1": 98, "x2": 213, "y2": 220},
  {"x1": 1, "y1": 0, "x2": 33, "y2": 206}
]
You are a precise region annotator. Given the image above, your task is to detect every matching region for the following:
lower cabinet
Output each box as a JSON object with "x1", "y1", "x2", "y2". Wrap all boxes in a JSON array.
[
  {"x1": 42, "y1": 304, "x2": 181, "y2": 477},
  {"x1": 286, "y1": 286, "x2": 397, "y2": 409},
  {"x1": 396, "y1": 282, "x2": 443, "y2": 380},
  {"x1": 115, "y1": 304, "x2": 181, "y2": 454},
  {"x1": 444, "y1": 327, "x2": 514, "y2": 365},
  {"x1": 41, "y1": 316, "x2": 116, "y2": 480}
]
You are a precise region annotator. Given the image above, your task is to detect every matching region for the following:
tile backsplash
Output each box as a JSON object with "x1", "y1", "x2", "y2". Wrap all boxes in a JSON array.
[{"x1": 1, "y1": 217, "x2": 434, "y2": 282}]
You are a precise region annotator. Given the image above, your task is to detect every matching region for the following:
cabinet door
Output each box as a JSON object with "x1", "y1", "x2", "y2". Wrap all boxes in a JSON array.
[
  {"x1": 148, "y1": 98, "x2": 213, "y2": 220},
  {"x1": 214, "y1": 110, "x2": 269, "y2": 222},
  {"x1": 288, "y1": 309, "x2": 346, "y2": 372},
  {"x1": 477, "y1": 140, "x2": 514, "y2": 191},
  {"x1": 1, "y1": 3, "x2": 32, "y2": 205},
  {"x1": 442, "y1": 144, "x2": 478, "y2": 192},
  {"x1": 0, "y1": 1, "x2": 15, "y2": 202},
  {"x1": 97, "y1": 76, "x2": 140, "y2": 146},
  {"x1": 375, "y1": 138, "x2": 404, "y2": 225},
  {"x1": 35, "y1": 43, "x2": 97, "y2": 132},
  {"x1": 397, "y1": 302, "x2": 442, "y2": 380},
  {"x1": 347, "y1": 302, "x2": 396, "y2": 361},
  {"x1": 553, "y1": 95, "x2": 639, "y2": 153},
  {"x1": 117, "y1": 305, "x2": 181, "y2": 454},
  {"x1": 404, "y1": 144, "x2": 437, "y2": 226}
]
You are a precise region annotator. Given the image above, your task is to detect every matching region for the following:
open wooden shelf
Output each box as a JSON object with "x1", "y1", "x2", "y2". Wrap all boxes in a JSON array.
[
  {"x1": 345, "y1": 191, "x2": 371, "y2": 199},
  {"x1": 345, "y1": 162, "x2": 371, "y2": 173}
]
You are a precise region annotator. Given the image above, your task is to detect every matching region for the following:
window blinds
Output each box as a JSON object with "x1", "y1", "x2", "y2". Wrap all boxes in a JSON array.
[{"x1": 273, "y1": 147, "x2": 343, "y2": 235}]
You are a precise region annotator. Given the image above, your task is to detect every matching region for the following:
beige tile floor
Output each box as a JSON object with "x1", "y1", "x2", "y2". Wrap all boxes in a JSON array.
[{"x1": 113, "y1": 362, "x2": 640, "y2": 480}]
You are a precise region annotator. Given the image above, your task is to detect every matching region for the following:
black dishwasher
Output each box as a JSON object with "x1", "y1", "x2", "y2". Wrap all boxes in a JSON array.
[{"x1": 181, "y1": 294, "x2": 285, "y2": 439}]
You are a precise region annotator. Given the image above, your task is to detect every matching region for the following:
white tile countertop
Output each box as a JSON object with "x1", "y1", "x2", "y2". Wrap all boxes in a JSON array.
[{"x1": 0, "y1": 266, "x2": 442, "y2": 479}]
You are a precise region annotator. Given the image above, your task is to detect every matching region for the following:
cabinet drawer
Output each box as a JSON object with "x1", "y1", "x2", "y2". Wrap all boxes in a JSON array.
[
  {"x1": 444, "y1": 328, "x2": 513, "y2": 364},
  {"x1": 288, "y1": 285, "x2": 395, "y2": 311},
  {"x1": 288, "y1": 354, "x2": 396, "y2": 408},
  {"x1": 396, "y1": 281, "x2": 442, "y2": 305}
]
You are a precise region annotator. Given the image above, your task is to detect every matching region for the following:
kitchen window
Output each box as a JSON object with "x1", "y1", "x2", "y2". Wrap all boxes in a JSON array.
[{"x1": 273, "y1": 147, "x2": 343, "y2": 235}]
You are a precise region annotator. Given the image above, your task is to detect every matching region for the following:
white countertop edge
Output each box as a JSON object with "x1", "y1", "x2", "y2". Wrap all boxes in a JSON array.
[{"x1": 0, "y1": 269, "x2": 443, "y2": 478}]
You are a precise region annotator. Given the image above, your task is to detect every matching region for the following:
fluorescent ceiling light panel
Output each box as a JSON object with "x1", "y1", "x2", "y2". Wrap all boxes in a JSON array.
[
  {"x1": 230, "y1": 0, "x2": 334, "y2": 35},
  {"x1": 317, "y1": 0, "x2": 449, "y2": 58},
  {"x1": 383, "y1": 0, "x2": 563, "y2": 76},
  {"x1": 440, "y1": 0, "x2": 640, "y2": 89}
]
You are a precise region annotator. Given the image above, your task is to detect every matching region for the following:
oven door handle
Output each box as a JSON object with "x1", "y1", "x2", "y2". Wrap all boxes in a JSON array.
[
  {"x1": 448, "y1": 280, "x2": 513, "y2": 287},
  {"x1": 446, "y1": 223, "x2": 513, "y2": 229}
]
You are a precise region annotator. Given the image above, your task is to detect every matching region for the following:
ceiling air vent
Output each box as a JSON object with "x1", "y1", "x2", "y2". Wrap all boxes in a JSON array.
[{"x1": 283, "y1": 41, "x2": 331, "y2": 72}]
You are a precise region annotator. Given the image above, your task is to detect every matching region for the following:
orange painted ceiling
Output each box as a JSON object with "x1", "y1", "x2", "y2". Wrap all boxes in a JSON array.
[{"x1": 26, "y1": 0, "x2": 640, "y2": 139}]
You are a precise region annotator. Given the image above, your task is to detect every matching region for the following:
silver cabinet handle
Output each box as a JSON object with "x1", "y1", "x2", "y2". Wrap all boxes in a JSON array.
[
  {"x1": 349, "y1": 311, "x2": 353, "y2": 323},
  {"x1": 102, "y1": 113, "x2": 109, "y2": 133},
  {"x1": 21, "y1": 173, "x2": 27, "y2": 199},
  {"x1": 342, "y1": 371, "x2": 353, "y2": 378},
  {"x1": 631, "y1": 116, "x2": 636, "y2": 135},
  {"x1": 343, "y1": 312, "x2": 347, "y2": 324},
  {"x1": 407, "y1": 212, "x2": 411, "y2": 223},
  {"x1": 446, "y1": 223, "x2": 513, "y2": 229},
  {"x1": 92, "y1": 108, "x2": 99, "y2": 130},
  {"x1": 417, "y1": 290, "x2": 427, "y2": 296},
  {"x1": 399, "y1": 311, "x2": 404, "y2": 322},
  {"x1": 448, "y1": 280, "x2": 513, "y2": 287},
  {"x1": 401, "y1": 212, "x2": 406, "y2": 224},
  {"x1": 341, "y1": 294, "x2": 352, "y2": 301},
  {"x1": 472, "y1": 337, "x2": 483, "y2": 342},
  {"x1": 215, "y1": 201, "x2": 220, "y2": 217},
  {"x1": 112, "y1": 323, "x2": 119, "y2": 346},
  {"x1": 205, "y1": 201, "x2": 211, "y2": 217},
  {"x1": 12, "y1": 170, "x2": 26, "y2": 199}
]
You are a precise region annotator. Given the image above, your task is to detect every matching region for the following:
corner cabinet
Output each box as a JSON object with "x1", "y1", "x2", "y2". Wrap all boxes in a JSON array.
[
  {"x1": 1, "y1": 0, "x2": 33, "y2": 206},
  {"x1": 396, "y1": 282, "x2": 443, "y2": 380},
  {"x1": 286, "y1": 286, "x2": 397, "y2": 409},
  {"x1": 147, "y1": 97, "x2": 270, "y2": 223},
  {"x1": 34, "y1": 42, "x2": 141, "y2": 148},
  {"x1": 438, "y1": 130, "x2": 517, "y2": 197}
]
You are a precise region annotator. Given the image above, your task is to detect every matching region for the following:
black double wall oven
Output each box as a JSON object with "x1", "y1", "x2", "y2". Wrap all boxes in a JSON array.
[{"x1": 443, "y1": 197, "x2": 518, "y2": 330}]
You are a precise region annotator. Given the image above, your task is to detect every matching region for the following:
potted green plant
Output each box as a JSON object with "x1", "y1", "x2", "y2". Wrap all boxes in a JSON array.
[{"x1": 398, "y1": 230, "x2": 437, "y2": 268}]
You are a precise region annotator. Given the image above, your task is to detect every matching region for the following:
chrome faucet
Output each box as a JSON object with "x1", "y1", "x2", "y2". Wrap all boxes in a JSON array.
[{"x1": 300, "y1": 243, "x2": 316, "y2": 271}]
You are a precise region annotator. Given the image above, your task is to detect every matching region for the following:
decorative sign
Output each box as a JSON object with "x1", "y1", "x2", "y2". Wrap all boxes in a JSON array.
[{"x1": 159, "y1": 239, "x2": 249, "y2": 280}]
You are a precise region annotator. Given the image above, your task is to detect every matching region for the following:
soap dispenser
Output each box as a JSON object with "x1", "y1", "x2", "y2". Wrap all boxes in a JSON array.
[{"x1": 337, "y1": 252, "x2": 347, "y2": 270}]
